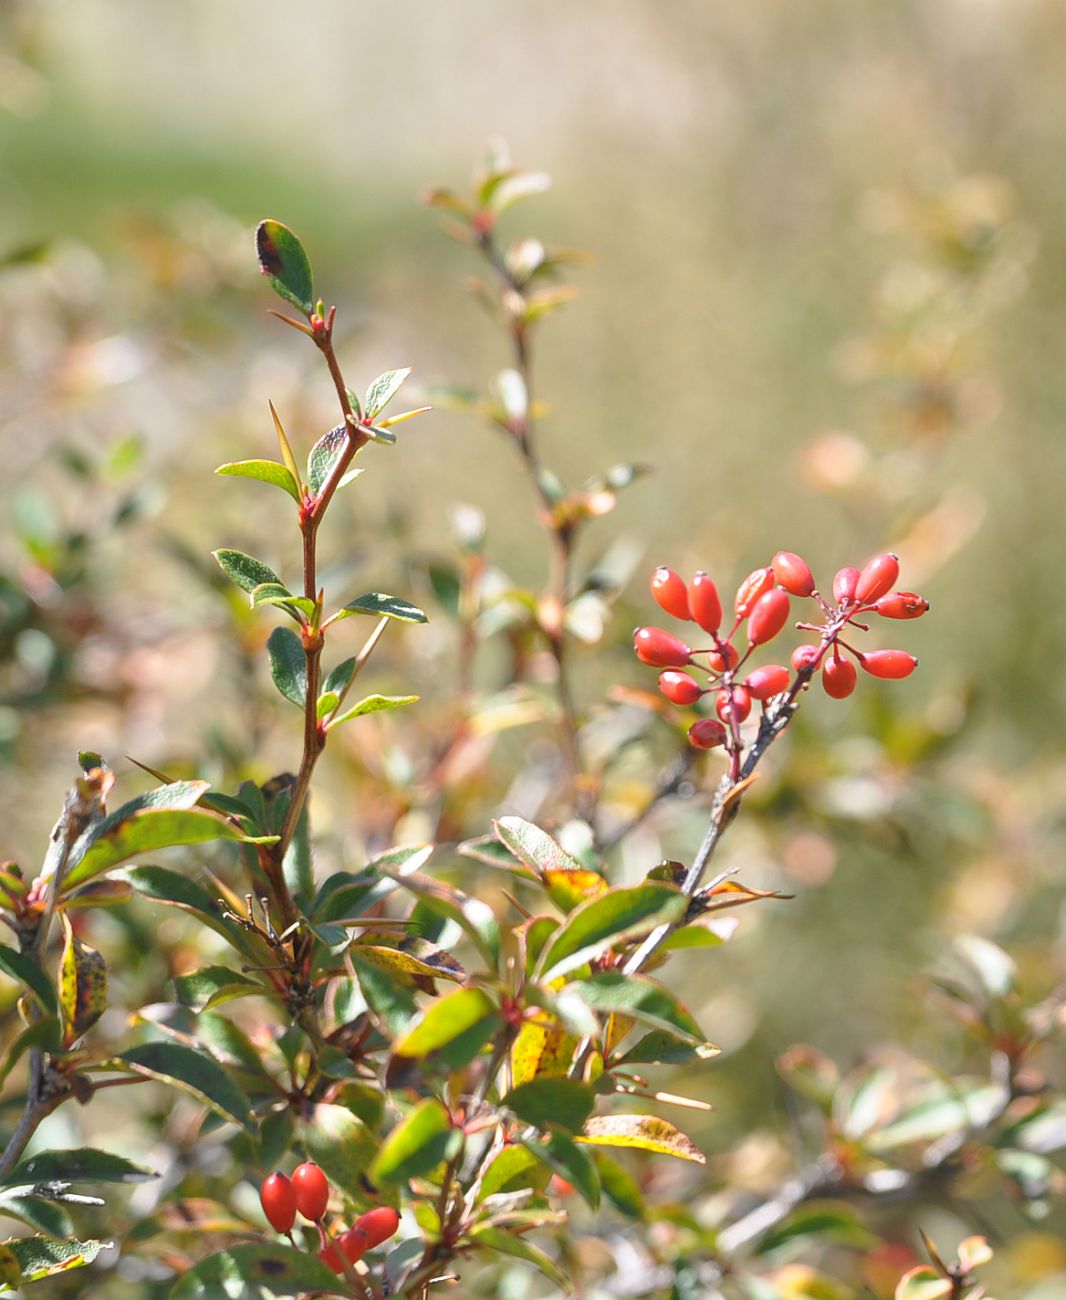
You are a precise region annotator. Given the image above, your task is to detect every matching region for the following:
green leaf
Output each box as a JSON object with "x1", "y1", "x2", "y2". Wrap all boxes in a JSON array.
[
  {"x1": 64, "y1": 810, "x2": 254, "y2": 890},
  {"x1": 323, "y1": 657, "x2": 357, "y2": 695},
  {"x1": 58, "y1": 915, "x2": 107, "y2": 1044},
  {"x1": 503, "y1": 1078, "x2": 595, "y2": 1136},
  {"x1": 334, "y1": 592, "x2": 428, "y2": 624},
  {"x1": 370, "y1": 1099, "x2": 460, "y2": 1186},
  {"x1": 476, "y1": 1145, "x2": 549, "y2": 1202},
  {"x1": 364, "y1": 368, "x2": 411, "y2": 420},
  {"x1": 352, "y1": 956, "x2": 418, "y2": 1039},
  {"x1": 213, "y1": 548, "x2": 283, "y2": 595},
  {"x1": 866, "y1": 1082, "x2": 1006, "y2": 1152},
  {"x1": 344, "y1": 387, "x2": 362, "y2": 419},
  {"x1": 4, "y1": 1236, "x2": 107, "y2": 1290},
  {"x1": 0, "y1": 1148, "x2": 156, "y2": 1188},
  {"x1": 493, "y1": 816, "x2": 585, "y2": 876},
  {"x1": 894, "y1": 1268, "x2": 953, "y2": 1300},
  {"x1": 328, "y1": 694, "x2": 419, "y2": 729},
  {"x1": 568, "y1": 973, "x2": 709, "y2": 1046},
  {"x1": 615, "y1": 1029, "x2": 720, "y2": 1067},
  {"x1": 467, "y1": 1226, "x2": 568, "y2": 1292},
  {"x1": 252, "y1": 584, "x2": 316, "y2": 621},
  {"x1": 255, "y1": 220, "x2": 315, "y2": 315},
  {"x1": 119, "y1": 1041, "x2": 253, "y2": 1131},
  {"x1": 0, "y1": 943, "x2": 57, "y2": 1014},
  {"x1": 173, "y1": 965, "x2": 260, "y2": 1012},
  {"x1": 390, "y1": 987, "x2": 499, "y2": 1072},
  {"x1": 307, "y1": 423, "x2": 349, "y2": 496},
  {"x1": 119, "y1": 866, "x2": 264, "y2": 959},
  {"x1": 536, "y1": 884, "x2": 686, "y2": 983},
  {"x1": 0, "y1": 1019, "x2": 60, "y2": 1088},
  {"x1": 594, "y1": 1152, "x2": 646, "y2": 1219},
  {"x1": 172, "y1": 1242, "x2": 344, "y2": 1298},
  {"x1": 215, "y1": 459, "x2": 300, "y2": 504},
  {"x1": 754, "y1": 1200, "x2": 878, "y2": 1255},
  {"x1": 300, "y1": 1104, "x2": 378, "y2": 1200},
  {"x1": 0, "y1": 1192, "x2": 74, "y2": 1238},
  {"x1": 578, "y1": 1114, "x2": 705, "y2": 1163},
  {"x1": 267, "y1": 626, "x2": 307, "y2": 707},
  {"x1": 317, "y1": 690, "x2": 340, "y2": 719},
  {"x1": 523, "y1": 1131, "x2": 600, "y2": 1209}
]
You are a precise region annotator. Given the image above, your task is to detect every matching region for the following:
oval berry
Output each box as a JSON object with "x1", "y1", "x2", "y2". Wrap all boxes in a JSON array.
[
  {"x1": 634, "y1": 626, "x2": 692, "y2": 668},
  {"x1": 651, "y1": 566, "x2": 692, "y2": 621},
  {"x1": 689, "y1": 572, "x2": 723, "y2": 635},
  {"x1": 339, "y1": 1227, "x2": 369, "y2": 1264},
  {"x1": 874, "y1": 591, "x2": 928, "y2": 620},
  {"x1": 748, "y1": 589, "x2": 790, "y2": 646},
  {"x1": 351, "y1": 1206, "x2": 401, "y2": 1250},
  {"x1": 292, "y1": 1161, "x2": 329, "y2": 1222},
  {"x1": 744, "y1": 664, "x2": 790, "y2": 700},
  {"x1": 855, "y1": 552, "x2": 899, "y2": 604},
  {"x1": 791, "y1": 644, "x2": 819, "y2": 673},
  {"x1": 734, "y1": 566, "x2": 775, "y2": 617},
  {"x1": 822, "y1": 653, "x2": 857, "y2": 699},
  {"x1": 832, "y1": 566, "x2": 860, "y2": 605},
  {"x1": 707, "y1": 642, "x2": 739, "y2": 673},
  {"x1": 689, "y1": 718, "x2": 727, "y2": 749},
  {"x1": 858, "y1": 649, "x2": 917, "y2": 679},
  {"x1": 319, "y1": 1242, "x2": 345, "y2": 1274},
  {"x1": 659, "y1": 670, "x2": 703, "y2": 706},
  {"x1": 772, "y1": 551, "x2": 815, "y2": 597},
  {"x1": 716, "y1": 686, "x2": 752, "y2": 724},
  {"x1": 260, "y1": 1171, "x2": 297, "y2": 1234}
]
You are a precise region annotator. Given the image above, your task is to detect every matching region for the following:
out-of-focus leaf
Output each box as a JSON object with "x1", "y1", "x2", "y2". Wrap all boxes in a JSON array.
[
  {"x1": 172, "y1": 1242, "x2": 343, "y2": 1298},
  {"x1": 536, "y1": 884, "x2": 686, "y2": 983},
  {"x1": 255, "y1": 220, "x2": 315, "y2": 315},
  {"x1": 390, "y1": 987, "x2": 499, "y2": 1071},
  {"x1": 173, "y1": 966, "x2": 260, "y2": 1012},
  {"x1": 594, "y1": 1152, "x2": 646, "y2": 1219},
  {"x1": 467, "y1": 1225, "x2": 568, "y2": 1291},
  {"x1": 215, "y1": 459, "x2": 300, "y2": 504},
  {"x1": 578, "y1": 1114, "x2": 705, "y2": 1163},
  {"x1": 0, "y1": 1193, "x2": 73, "y2": 1238},
  {"x1": 119, "y1": 866, "x2": 265, "y2": 959},
  {"x1": 503, "y1": 1078, "x2": 595, "y2": 1136},
  {"x1": 333, "y1": 593, "x2": 428, "y2": 624},
  {"x1": 0, "y1": 1019, "x2": 60, "y2": 1088},
  {"x1": 523, "y1": 1131, "x2": 600, "y2": 1209},
  {"x1": 894, "y1": 1267, "x2": 953, "y2": 1300},
  {"x1": 866, "y1": 1081, "x2": 1006, "y2": 1151},
  {"x1": 0, "y1": 944, "x2": 57, "y2": 1014},
  {"x1": 755, "y1": 1201, "x2": 878, "y2": 1255},
  {"x1": 476, "y1": 1145, "x2": 548, "y2": 1202},
  {"x1": 511, "y1": 1016, "x2": 577, "y2": 1087},
  {"x1": 352, "y1": 956, "x2": 418, "y2": 1038},
  {"x1": 369, "y1": 1099, "x2": 460, "y2": 1186},
  {"x1": 777, "y1": 1044, "x2": 841, "y2": 1111},
  {"x1": 956, "y1": 1236, "x2": 993, "y2": 1271},
  {"x1": 300, "y1": 1104, "x2": 378, "y2": 1201},
  {"x1": 58, "y1": 915, "x2": 107, "y2": 1044},
  {"x1": 118, "y1": 1042, "x2": 253, "y2": 1131},
  {"x1": 267, "y1": 626, "x2": 307, "y2": 707},
  {"x1": 1002, "y1": 1101, "x2": 1066, "y2": 1154}
]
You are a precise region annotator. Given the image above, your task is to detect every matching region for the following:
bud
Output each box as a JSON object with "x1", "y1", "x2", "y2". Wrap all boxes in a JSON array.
[
  {"x1": 855, "y1": 552, "x2": 899, "y2": 605},
  {"x1": 689, "y1": 572, "x2": 723, "y2": 635},
  {"x1": 735, "y1": 567, "x2": 775, "y2": 617},
  {"x1": 634, "y1": 627, "x2": 692, "y2": 668},
  {"x1": 857, "y1": 649, "x2": 918, "y2": 679},
  {"x1": 651, "y1": 567, "x2": 692, "y2": 622},
  {"x1": 874, "y1": 591, "x2": 929, "y2": 620},
  {"x1": 707, "y1": 643, "x2": 740, "y2": 673},
  {"x1": 689, "y1": 718, "x2": 727, "y2": 749},
  {"x1": 791, "y1": 644, "x2": 819, "y2": 672},
  {"x1": 832, "y1": 566, "x2": 860, "y2": 605},
  {"x1": 659, "y1": 670, "x2": 703, "y2": 706},
  {"x1": 716, "y1": 686, "x2": 752, "y2": 724},
  {"x1": 748, "y1": 588, "x2": 791, "y2": 646},
  {"x1": 822, "y1": 653, "x2": 857, "y2": 699},
  {"x1": 772, "y1": 551, "x2": 815, "y2": 597},
  {"x1": 744, "y1": 664, "x2": 790, "y2": 700}
]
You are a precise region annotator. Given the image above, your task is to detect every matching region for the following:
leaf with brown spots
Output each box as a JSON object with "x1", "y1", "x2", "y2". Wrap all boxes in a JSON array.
[{"x1": 58, "y1": 915, "x2": 108, "y2": 1047}]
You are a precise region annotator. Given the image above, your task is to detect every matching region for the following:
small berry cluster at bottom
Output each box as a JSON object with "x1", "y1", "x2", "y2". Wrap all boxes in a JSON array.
[
  {"x1": 260, "y1": 1161, "x2": 400, "y2": 1278},
  {"x1": 635, "y1": 551, "x2": 928, "y2": 752}
]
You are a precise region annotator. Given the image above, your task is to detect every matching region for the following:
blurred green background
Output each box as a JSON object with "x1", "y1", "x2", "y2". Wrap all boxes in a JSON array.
[{"x1": 2, "y1": 1, "x2": 1065, "y2": 1293}]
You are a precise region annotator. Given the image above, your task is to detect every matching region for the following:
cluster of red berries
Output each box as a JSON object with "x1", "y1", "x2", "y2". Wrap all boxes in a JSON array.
[
  {"x1": 634, "y1": 551, "x2": 927, "y2": 750},
  {"x1": 259, "y1": 1161, "x2": 400, "y2": 1275}
]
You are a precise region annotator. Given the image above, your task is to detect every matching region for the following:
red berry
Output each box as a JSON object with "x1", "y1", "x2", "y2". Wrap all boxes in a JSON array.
[
  {"x1": 260, "y1": 1172, "x2": 297, "y2": 1234},
  {"x1": 791, "y1": 644, "x2": 819, "y2": 672},
  {"x1": 832, "y1": 566, "x2": 860, "y2": 605},
  {"x1": 338, "y1": 1227, "x2": 369, "y2": 1264},
  {"x1": 292, "y1": 1161, "x2": 329, "y2": 1222},
  {"x1": 634, "y1": 627, "x2": 692, "y2": 668},
  {"x1": 659, "y1": 670, "x2": 703, "y2": 706},
  {"x1": 734, "y1": 567, "x2": 775, "y2": 617},
  {"x1": 748, "y1": 589, "x2": 791, "y2": 646},
  {"x1": 744, "y1": 664, "x2": 790, "y2": 700},
  {"x1": 707, "y1": 643, "x2": 739, "y2": 673},
  {"x1": 651, "y1": 567, "x2": 692, "y2": 621},
  {"x1": 855, "y1": 553, "x2": 900, "y2": 604},
  {"x1": 351, "y1": 1206, "x2": 401, "y2": 1250},
  {"x1": 874, "y1": 591, "x2": 929, "y2": 620},
  {"x1": 689, "y1": 718, "x2": 727, "y2": 749},
  {"x1": 822, "y1": 652, "x2": 857, "y2": 699},
  {"x1": 716, "y1": 686, "x2": 752, "y2": 724},
  {"x1": 857, "y1": 649, "x2": 918, "y2": 679},
  {"x1": 689, "y1": 572, "x2": 723, "y2": 635},
  {"x1": 319, "y1": 1242, "x2": 345, "y2": 1274},
  {"x1": 772, "y1": 552, "x2": 815, "y2": 597}
]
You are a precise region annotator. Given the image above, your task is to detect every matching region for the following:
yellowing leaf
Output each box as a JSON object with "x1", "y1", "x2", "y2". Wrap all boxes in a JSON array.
[
  {"x1": 578, "y1": 1114, "x2": 705, "y2": 1163},
  {"x1": 58, "y1": 915, "x2": 107, "y2": 1046}
]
